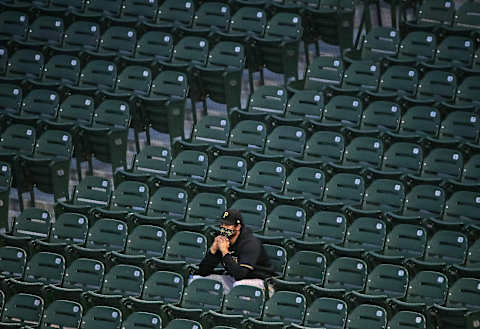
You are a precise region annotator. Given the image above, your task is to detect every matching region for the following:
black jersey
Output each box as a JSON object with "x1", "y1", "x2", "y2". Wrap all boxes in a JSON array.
[{"x1": 197, "y1": 226, "x2": 274, "y2": 280}]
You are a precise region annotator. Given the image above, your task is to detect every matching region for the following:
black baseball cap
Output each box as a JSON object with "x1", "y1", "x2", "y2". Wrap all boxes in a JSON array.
[{"x1": 220, "y1": 209, "x2": 242, "y2": 226}]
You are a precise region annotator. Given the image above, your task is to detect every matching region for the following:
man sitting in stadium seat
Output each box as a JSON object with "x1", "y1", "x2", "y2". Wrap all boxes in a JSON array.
[{"x1": 193, "y1": 209, "x2": 274, "y2": 294}]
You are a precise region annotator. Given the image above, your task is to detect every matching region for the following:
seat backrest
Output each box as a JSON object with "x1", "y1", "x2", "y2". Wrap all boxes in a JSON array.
[
  {"x1": 443, "y1": 190, "x2": 480, "y2": 224},
  {"x1": 93, "y1": 99, "x2": 131, "y2": 128},
  {"x1": 192, "y1": 116, "x2": 229, "y2": 146},
  {"x1": 0, "y1": 83, "x2": 22, "y2": 114},
  {"x1": 230, "y1": 198, "x2": 266, "y2": 233},
  {"x1": 304, "y1": 56, "x2": 344, "y2": 90},
  {"x1": 135, "y1": 31, "x2": 173, "y2": 61},
  {"x1": 156, "y1": 0, "x2": 195, "y2": 27},
  {"x1": 322, "y1": 95, "x2": 363, "y2": 126},
  {"x1": 388, "y1": 311, "x2": 426, "y2": 329},
  {"x1": 73, "y1": 176, "x2": 112, "y2": 207},
  {"x1": 245, "y1": 161, "x2": 286, "y2": 193},
  {"x1": 164, "y1": 318, "x2": 202, "y2": 329},
  {"x1": 284, "y1": 251, "x2": 326, "y2": 286},
  {"x1": 304, "y1": 131, "x2": 345, "y2": 163},
  {"x1": 228, "y1": 7, "x2": 266, "y2": 36},
  {"x1": 132, "y1": 146, "x2": 171, "y2": 177},
  {"x1": 12, "y1": 208, "x2": 51, "y2": 239},
  {"x1": 0, "y1": 124, "x2": 36, "y2": 156},
  {"x1": 341, "y1": 61, "x2": 380, "y2": 91},
  {"x1": 42, "y1": 54, "x2": 81, "y2": 85},
  {"x1": 57, "y1": 94, "x2": 95, "y2": 126},
  {"x1": 24, "y1": 252, "x2": 65, "y2": 285},
  {"x1": 362, "y1": 179, "x2": 405, "y2": 212},
  {"x1": 344, "y1": 217, "x2": 386, "y2": 252},
  {"x1": 417, "y1": 0, "x2": 455, "y2": 25},
  {"x1": 27, "y1": 16, "x2": 64, "y2": 45},
  {"x1": 170, "y1": 150, "x2": 208, "y2": 182},
  {"x1": 21, "y1": 89, "x2": 60, "y2": 120},
  {"x1": 79, "y1": 60, "x2": 117, "y2": 90},
  {"x1": 110, "y1": 181, "x2": 149, "y2": 213},
  {"x1": 228, "y1": 120, "x2": 267, "y2": 151},
  {"x1": 365, "y1": 264, "x2": 409, "y2": 298},
  {"x1": 262, "y1": 291, "x2": 306, "y2": 325},
  {"x1": 263, "y1": 244, "x2": 287, "y2": 276},
  {"x1": 121, "y1": 0, "x2": 158, "y2": 20},
  {"x1": 285, "y1": 90, "x2": 324, "y2": 120},
  {"x1": 323, "y1": 173, "x2": 364, "y2": 205},
  {"x1": 304, "y1": 297, "x2": 347, "y2": 328},
  {"x1": 360, "y1": 101, "x2": 402, "y2": 132},
  {"x1": 122, "y1": 311, "x2": 162, "y2": 329},
  {"x1": 63, "y1": 20, "x2": 100, "y2": 51},
  {"x1": 150, "y1": 70, "x2": 188, "y2": 98},
  {"x1": 7, "y1": 49, "x2": 45, "y2": 79},
  {"x1": 402, "y1": 185, "x2": 445, "y2": 217},
  {"x1": 0, "y1": 11, "x2": 29, "y2": 40},
  {"x1": 222, "y1": 284, "x2": 265, "y2": 318},
  {"x1": 125, "y1": 225, "x2": 167, "y2": 258},
  {"x1": 185, "y1": 192, "x2": 227, "y2": 226},
  {"x1": 114, "y1": 65, "x2": 152, "y2": 96},
  {"x1": 80, "y1": 305, "x2": 122, "y2": 329},
  {"x1": 141, "y1": 271, "x2": 184, "y2": 304},
  {"x1": 172, "y1": 36, "x2": 209, "y2": 66},
  {"x1": 361, "y1": 27, "x2": 400, "y2": 60},
  {"x1": 84, "y1": 218, "x2": 128, "y2": 251},
  {"x1": 0, "y1": 246, "x2": 26, "y2": 279},
  {"x1": 101, "y1": 264, "x2": 144, "y2": 297},
  {"x1": 165, "y1": 231, "x2": 207, "y2": 264},
  {"x1": 343, "y1": 136, "x2": 383, "y2": 168},
  {"x1": 192, "y1": 2, "x2": 230, "y2": 31},
  {"x1": 381, "y1": 142, "x2": 423, "y2": 175},
  {"x1": 284, "y1": 167, "x2": 325, "y2": 199},
  {"x1": 406, "y1": 271, "x2": 448, "y2": 305},
  {"x1": 446, "y1": 277, "x2": 480, "y2": 309},
  {"x1": 304, "y1": 211, "x2": 346, "y2": 244},
  {"x1": 181, "y1": 278, "x2": 224, "y2": 311},
  {"x1": 264, "y1": 205, "x2": 306, "y2": 239},
  {"x1": 383, "y1": 223, "x2": 427, "y2": 259},
  {"x1": 421, "y1": 148, "x2": 464, "y2": 180},
  {"x1": 206, "y1": 155, "x2": 247, "y2": 187},
  {"x1": 346, "y1": 304, "x2": 387, "y2": 329},
  {"x1": 34, "y1": 130, "x2": 73, "y2": 159},
  {"x1": 379, "y1": 65, "x2": 418, "y2": 96},
  {"x1": 63, "y1": 258, "x2": 105, "y2": 291},
  {"x1": 147, "y1": 186, "x2": 188, "y2": 220},
  {"x1": 424, "y1": 230, "x2": 468, "y2": 265},
  {"x1": 324, "y1": 257, "x2": 367, "y2": 291},
  {"x1": 399, "y1": 106, "x2": 440, "y2": 137},
  {"x1": 265, "y1": 125, "x2": 306, "y2": 158},
  {"x1": 2, "y1": 293, "x2": 44, "y2": 326},
  {"x1": 435, "y1": 35, "x2": 474, "y2": 67},
  {"x1": 248, "y1": 86, "x2": 288, "y2": 116},
  {"x1": 264, "y1": 12, "x2": 302, "y2": 40},
  {"x1": 50, "y1": 213, "x2": 88, "y2": 244},
  {"x1": 40, "y1": 299, "x2": 83, "y2": 329},
  {"x1": 99, "y1": 26, "x2": 137, "y2": 56},
  {"x1": 416, "y1": 70, "x2": 457, "y2": 102},
  {"x1": 439, "y1": 110, "x2": 479, "y2": 143}
]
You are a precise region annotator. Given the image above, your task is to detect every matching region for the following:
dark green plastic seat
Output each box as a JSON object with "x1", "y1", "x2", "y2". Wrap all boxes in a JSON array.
[
  {"x1": 295, "y1": 297, "x2": 347, "y2": 329},
  {"x1": 362, "y1": 179, "x2": 405, "y2": 212},
  {"x1": 80, "y1": 305, "x2": 122, "y2": 329},
  {"x1": 265, "y1": 125, "x2": 306, "y2": 158},
  {"x1": 304, "y1": 56, "x2": 344, "y2": 91},
  {"x1": 387, "y1": 311, "x2": 426, "y2": 329},
  {"x1": 62, "y1": 258, "x2": 105, "y2": 291},
  {"x1": 164, "y1": 231, "x2": 207, "y2": 264},
  {"x1": 0, "y1": 83, "x2": 22, "y2": 115},
  {"x1": 263, "y1": 244, "x2": 287, "y2": 277},
  {"x1": 399, "y1": 106, "x2": 440, "y2": 137},
  {"x1": 228, "y1": 120, "x2": 267, "y2": 151},
  {"x1": 303, "y1": 131, "x2": 345, "y2": 163},
  {"x1": 247, "y1": 85, "x2": 288, "y2": 116},
  {"x1": 439, "y1": 111, "x2": 479, "y2": 143},
  {"x1": 360, "y1": 101, "x2": 401, "y2": 132},
  {"x1": 342, "y1": 217, "x2": 386, "y2": 252},
  {"x1": 192, "y1": 116, "x2": 230, "y2": 146},
  {"x1": 381, "y1": 223, "x2": 427, "y2": 259},
  {"x1": 122, "y1": 312, "x2": 162, "y2": 329},
  {"x1": 229, "y1": 198, "x2": 266, "y2": 233},
  {"x1": 60, "y1": 21, "x2": 100, "y2": 51},
  {"x1": 153, "y1": 0, "x2": 195, "y2": 28},
  {"x1": 0, "y1": 293, "x2": 44, "y2": 327},
  {"x1": 0, "y1": 11, "x2": 29, "y2": 41},
  {"x1": 39, "y1": 299, "x2": 83, "y2": 329},
  {"x1": 423, "y1": 230, "x2": 468, "y2": 265},
  {"x1": 263, "y1": 205, "x2": 306, "y2": 240},
  {"x1": 170, "y1": 150, "x2": 208, "y2": 182},
  {"x1": 380, "y1": 142, "x2": 423, "y2": 175},
  {"x1": 378, "y1": 65, "x2": 418, "y2": 96},
  {"x1": 401, "y1": 185, "x2": 445, "y2": 218},
  {"x1": 285, "y1": 90, "x2": 324, "y2": 120},
  {"x1": 435, "y1": 36, "x2": 474, "y2": 68},
  {"x1": 400, "y1": 271, "x2": 448, "y2": 306},
  {"x1": 456, "y1": 76, "x2": 480, "y2": 105},
  {"x1": 284, "y1": 167, "x2": 325, "y2": 199},
  {"x1": 343, "y1": 136, "x2": 383, "y2": 168},
  {"x1": 142, "y1": 186, "x2": 188, "y2": 221},
  {"x1": 416, "y1": 70, "x2": 457, "y2": 103},
  {"x1": 24, "y1": 15, "x2": 64, "y2": 46},
  {"x1": 323, "y1": 257, "x2": 367, "y2": 291},
  {"x1": 421, "y1": 148, "x2": 463, "y2": 181},
  {"x1": 0, "y1": 246, "x2": 26, "y2": 279},
  {"x1": 245, "y1": 161, "x2": 286, "y2": 193},
  {"x1": 323, "y1": 173, "x2": 364, "y2": 206},
  {"x1": 206, "y1": 155, "x2": 247, "y2": 187},
  {"x1": 443, "y1": 190, "x2": 480, "y2": 224},
  {"x1": 341, "y1": 61, "x2": 380, "y2": 92},
  {"x1": 38, "y1": 54, "x2": 81, "y2": 86},
  {"x1": 396, "y1": 31, "x2": 437, "y2": 63},
  {"x1": 4, "y1": 49, "x2": 45, "y2": 80},
  {"x1": 75, "y1": 60, "x2": 117, "y2": 91},
  {"x1": 126, "y1": 270, "x2": 184, "y2": 305},
  {"x1": 345, "y1": 304, "x2": 387, "y2": 329},
  {"x1": 364, "y1": 264, "x2": 408, "y2": 298},
  {"x1": 322, "y1": 95, "x2": 363, "y2": 127},
  {"x1": 92, "y1": 25, "x2": 137, "y2": 57}
]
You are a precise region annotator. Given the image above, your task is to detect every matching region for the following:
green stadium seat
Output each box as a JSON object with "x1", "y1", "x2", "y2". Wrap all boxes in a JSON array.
[
  {"x1": 0, "y1": 11, "x2": 29, "y2": 41},
  {"x1": 150, "y1": 0, "x2": 195, "y2": 29},
  {"x1": 19, "y1": 130, "x2": 73, "y2": 204},
  {"x1": 88, "y1": 26, "x2": 137, "y2": 58},
  {"x1": 439, "y1": 110, "x2": 479, "y2": 143},
  {"x1": 192, "y1": 116, "x2": 230, "y2": 146},
  {"x1": 265, "y1": 125, "x2": 306, "y2": 158},
  {"x1": 399, "y1": 106, "x2": 440, "y2": 137},
  {"x1": 415, "y1": 70, "x2": 457, "y2": 103},
  {"x1": 206, "y1": 155, "x2": 247, "y2": 187},
  {"x1": 55, "y1": 176, "x2": 111, "y2": 216},
  {"x1": 340, "y1": 216, "x2": 386, "y2": 252},
  {"x1": 133, "y1": 186, "x2": 188, "y2": 224},
  {"x1": 377, "y1": 65, "x2": 418, "y2": 97},
  {"x1": 0, "y1": 83, "x2": 22, "y2": 115},
  {"x1": 323, "y1": 173, "x2": 365, "y2": 206},
  {"x1": 80, "y1": 305, "x2": 122, "y2": 329},
  {"x1": 423, "y1": 230, "x2": 468, "y2": 265},
  {"x1": 285, "y1": 90, "x2": 324, "y2": 120},
  {"x1": 250, "y1": 12, "x2": 303, "y2": 84},
  {"x1": 287, "y1": 297, "x2": 347, "y2": 329},
  {"x1": 322, "y1": 95, "x2": 363, "y2": 127},
  {"x1": 0, "y1": 162, "x2": 12, "y2": 228},
  {"x1": 303, "y1": 131, "x2": 345, "y2": 164},
  {"x1": 122, "y1": 312, "x2": 162, "y2": 329},
  {"x1": 345, "y1": 304, "x2": 387, "y2": 329},
  {"x1": 229, "y1": 197, "x2": 266, "y2": 233},
  {"x1": 435, "y1": 36, "x2": 475, "y2": 68},
  {"x1": 415, "y1": 0, "x2": 455, "y2": 26},
  {"x1": 376, "y1": 223, "x2": 427, "y2": 259},
  {"x1": 1, "y1": 208, "x2": 51, "y2": 246},
  {"x1": 247, "y1": 86, "x2": 288, "y2": 116},
  {"x1": 22, "y1": 16, "x2": 64, "y2": 47},
  {"x1": 170, "y1": 150, "x2": 208, "y2": 182},
  {"x1": 103, "y1": 65, "x2": 152, "y2": 98},
  {"x1": 392, "y1": 270, "x2": 448, "y2": 306},
  {"x1": 3, "y1": 49, "x2": 45, "y2": 81},
  {"x1": 36, "y1": 54, "x2": 81, "y2": 86},
  {"x1": 359, "y1": 27, "x2": 400, "y2": 61},
  {"x1": 72, "y1": 60, "x2": 117, "y2": 92},
  {"x1": 125, "y1": 31, "x2": 173, "y2": 64},
  {"x1": 81, "y1": 0, "x2": 123, "y2": 18},
  {"x1": 304, "y1": 56, "x2": 344, "y2": 91},
  {"x1": 363, "y1": 263, "x2": 408, "y2": 298},
  {"x1": 245, "y1": 161, "x2": 286, "y2": 193},
  {"x1": 62, "y1": 257, "x2": 105, "y2": 291},
  {"x1": 262, "y1": 204, "x2": 306, "y2": 241},
  {"x1": 0, "y1": 293, "x2": 44, "y2": 327},
  {"x1": 115, "y1": 146, "x2": 171, "y2": 185},
  {"x1": 359, "y1": 101, "x2": 401, "y2": 132},
  {"x1": 398, "y1": 184, "x2": 445, "y2": 218},
  {"x1": 10, "y1": 88, "x2": 60, "y2": 124},
  {"x1": 164, "y1": 230, "x2": 207, "y2": 264},
  {"x1": 323, "y1": 257, "x2": 367, "y2": 291},
  {"x1": 59, "y1": 21, "x2": 101, "y2": 51},
  {"x1": 340, "y1": 61, "x2": 380, "y2": 92},
  {"x1": 420, "y1": 148, "x2": 463, "y2": 181},
  {"x1": 343, "y1": 136, "x2": 383, "y2": 169},
  {"x1": 284, "y1": 167, "x2": 325, "y2": 199},
  {"x1": 0, "y1": 246, "x2": 26, "y2": 279},
  {"x1": 89, "y1": 264, "x2": 144, "y2": 298},
  {"x1": 39, "y1": 299, "x2": 83, "y2": 329},
  {"x1": 361, "y1": 179, "x2": 405, "y2": 212},
  {"x1": 379, "y1": 142, "x2": 423, "y2": 175},
  {"x1": 454, "y1": 1, "x2": 480, "y2": 29},
  {"x1": 387, "y1": 311, "x2": 426, "y2": 329},
  {"x1": 461, "y1": 155, "x2": 480, "y2": 184},
  {"x1": 263, "y1": 244, "x2": 287, "y2": 277},
  {"x1": 164, "y1": 319, "x2": 202, "y2": 329},
  {"x1": 34, "y1": 212, "x2": 89, "y2": 250},
  {"x1": 396, "y1": 31, "x2": 437, "y2": 63},
  {"x1": 228, "y1": 119, "x2": 267, "y2": 151},
  {"x1": 112, "y1": 0, "x2": 158, "y2": 23},
  {"x1": 456, "y1": 76, "x2": 480, "y2": 105},
  {"x1": 167, "y1": 36, "x2": 209, "y2": 69},
  {"x1": 243, "y1": 291, "x2": 306, "y2": 328},
  {"x1": 79, "y1": 99, "x2": 130, "y2": 175}
]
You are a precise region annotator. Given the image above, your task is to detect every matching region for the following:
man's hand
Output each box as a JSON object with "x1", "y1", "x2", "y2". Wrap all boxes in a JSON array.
[
  {"x1": 209, "y1": 238, "x2": 219, "y2": 255},
  {"x1": 217, "y1": 235, "x2": 230, "y2": 256}
]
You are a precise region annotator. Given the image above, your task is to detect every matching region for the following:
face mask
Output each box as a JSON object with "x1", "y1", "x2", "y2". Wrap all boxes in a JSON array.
[{"x1": 219, "y1": 227, "x2": 236, "y2": 238}]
